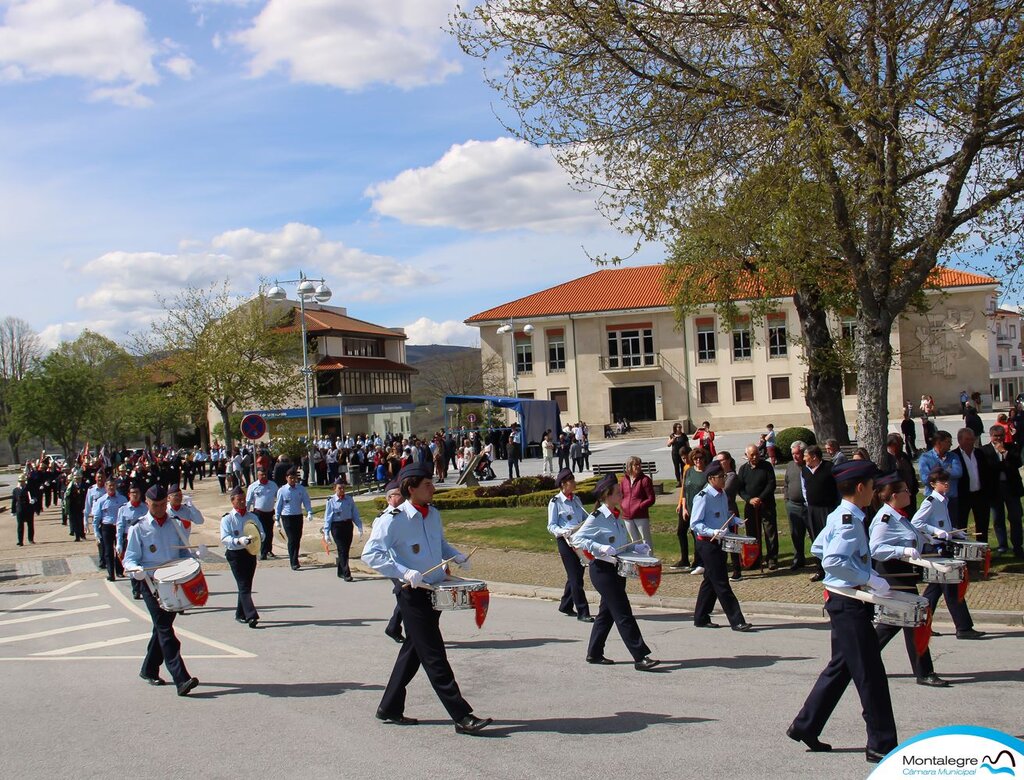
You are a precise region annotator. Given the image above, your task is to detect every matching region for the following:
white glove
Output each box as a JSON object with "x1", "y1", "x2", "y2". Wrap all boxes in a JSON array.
[
  {"x1": 454, "y1": 553, "x2": 471, "y2": 571},
  {"x1": 933, "y1": 529, "x2": 950, "y2": 540},
  {"x1": 129, "y1": 569, "x2": 147, "y2": 581},
  {"x1": 307, "y1": 512, "x2": 314, "y2": 522},
  {"x1": 903, "y1": 547, "x2": 920, "y2": 560},
  {"x1": 951, "y1": 528, "x2": 967, "y2": 539},
  {"x1": 635, "y1": 543, "x2": 651, "y2": 555},
  {"x1": 196, "y1": 544, "x2": 209, "y2": 559},
  {"x1": 274, "y1": 516, "x2": 281, "y2": 526},
  {"x1": 558, "y1": 528, "x2": 573, "y2": 538},
  {"x1": 355, "y1": 527, "x2": 363, "y2": 539},
  {"x1": 867, "y1": 572, "x2": 891, "y2": 595},
  {"x1": 712, "y1": 528, "x2": 726, "y2": 540},
  {"x1": 183, "y1": 496, "x2": 192, "y2": 506},
  {"x1": 597, "y1": 544, "x2": 617, "y2": 557},
  {"x1": 115, "y1": 546, "x2": 123, "y2": 557},
  {"x1": 403, "y1": 569, "x2": 423, "y2": 588},
  {"x1": 239, "y1": 535, "x2": 252, "y2": 546}
]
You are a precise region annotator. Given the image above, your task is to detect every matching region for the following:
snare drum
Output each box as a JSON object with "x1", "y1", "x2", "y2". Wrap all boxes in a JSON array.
[
  {"x1": 919, "y1": 557, "x2": 965, "y2": 584},
  {"x1": 152, "y1": 558, "x2": 209, "y2": 612},
  {"x1": 950, "y1": 539, "x2": 988, "y2": 561},
  {"x1": 874, "y1": 592, "x2": 930, "y2": 628},
  {"x1": 431, "y1": 578, "x2": 489, "y2": 611},
  {"x1": 719, "y1": 534, "x2": 756, "y2": 554},
  {"x1": 616, "y1": 554, "x2": 662, "y2": 596}
]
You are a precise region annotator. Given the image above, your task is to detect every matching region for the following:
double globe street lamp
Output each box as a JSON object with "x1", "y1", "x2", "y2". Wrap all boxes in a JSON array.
[{"x1": 495, "y1": 321, "x2": 534, "y2": 398}]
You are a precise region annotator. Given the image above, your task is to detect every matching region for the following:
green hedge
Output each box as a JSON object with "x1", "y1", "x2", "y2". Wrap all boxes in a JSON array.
[
  {"x1": 774, "y1": 427, "x2": 817, "y2": 462},
  {"x1": 372, "y1": 479, "x2": 601, "y2": 512}
]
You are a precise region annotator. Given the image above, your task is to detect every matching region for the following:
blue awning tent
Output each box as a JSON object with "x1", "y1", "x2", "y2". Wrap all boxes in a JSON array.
[{"x1": 444, "y1": 395, "x2": 562, "y2": 445}]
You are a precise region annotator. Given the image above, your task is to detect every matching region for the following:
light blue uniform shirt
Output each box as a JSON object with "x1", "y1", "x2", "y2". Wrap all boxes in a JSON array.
[
  {"x1": 85, "y1": 484, "x2": 106, "y2": 533},
  {"x1": 910, "y1": 492, "x2": 954, "y2": 539},
  {"x1": 168, "y1": 501, "x2": 205, "y2": 540},
  {"x1": 547, "y1": 492, "x2": 588, "y2": 536},
  {"x1": 811, "y1": 499, "x2": 872, "y2": 589},
  {"x1": 247, "y1": 479, "x2": 279, "y2": 512},
  {"x1": 221, "y1": 508, "x2": 265, "y2": 551},
  {"x1": 571, "y1": 505, "x2": 629, "y2": 563},
  {"x1": 361, "y1": 501, "x2": 461, "y2": 585},
  {"x1": 690, "y1": 484, "x2": 739, "y2": 538},
  {"x1": 918, "y1": 449, "x2": 962, "y2": 497},
  {"x1": 92, "y1": 492, "x2": 127, "y2": 532},
  {"x1": 323, "y1": 494, "x2": 363, "y2": 536},
  {"x1": 123, "y1": 514, "x2": 190, "y2": 571},
  {"x1": 869, "y1": 505, "x2": 926, "y2": 561},
  {"x1": 115, "y1": 501, "x2": 148, "y2": 544},
  {"x1": 274, "y1": 483, "x2": 312, "y2": 517}
]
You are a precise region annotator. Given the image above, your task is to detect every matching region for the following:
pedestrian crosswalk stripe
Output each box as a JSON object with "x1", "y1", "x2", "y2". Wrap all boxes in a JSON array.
[
  {"x1": 0, "y1": 604, "x2": 109, "y2": 627},
  {"x1": 0, "y1": 581, "x2": 77, "y2": 616},
  {"x1": 52, "y1": 593, "x2": 99, "y2": 603},
  {"x1": 32, "y1": 632, "x2": 152, "y2": 656},
  {"x1": 0, "y1": 618, "x2": 130, "y2": 645}
]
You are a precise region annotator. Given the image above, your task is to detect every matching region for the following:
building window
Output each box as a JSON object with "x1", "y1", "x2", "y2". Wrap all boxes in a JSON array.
[
  {"x1": 844, "y1": 372, "x2": 857, "y2": 396},
  {"x1": 606, "y1": 327, "x2": 655, "y2": 368},
  {"x1": 734, "y1": 378, "x2": 754, "y2": 403},
  {"x1": 339, "y1": 371, "x2": 410, "y2": 396},
  {"x1": 698, "y1": 380, "x2": 719, "y2": 405},
  {"x1": 1012, "y1": 325, "x2": 1018, "y2": 338},
  {"x1": 342, "y1": 337, "x2": 384, "y2": 357},
  {"x1": 999, "y1": 356, "x2": 1004, "y2": 369},
  {"x1": 841, "y1": 317, "x2": 856, "y2": 343},
  {"x1": 770, "y1": 376, "x2": 791, "y2": 401},
  {"x1": 1014, "y1": 356, "x2": 1018, "y2": 368},
  {"x1": 696, "y1": 321, "x2": 716, "y2": 363},
  {"x1": 515, "y1": 338, "x2": 533, "y2": 374},
  {"x1": 732, "y1": 325, "x2": 751, "y2": 361},
  {"x1": 768, "y1": 318, "x2": 788, "y2": 358},
  {"x1": 518, "y1": 392, "x2": 534, "y2": 400},
  {"x1": 550, "y1": 390, "x2": 568, "y2": 413},
  {"x1": 547, "y1": 331, "x2": 566, "y2": 372}
]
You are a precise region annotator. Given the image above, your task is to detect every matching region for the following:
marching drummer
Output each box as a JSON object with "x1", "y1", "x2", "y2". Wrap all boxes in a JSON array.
[
  {"x1": 571, "y1": 473, "x2": 659, "y2": 671},
  {"x1": 547, "y1": 467, "x2": 593, "y2": 622},
  {"x1": 115, "y1": 485, "x2": 149, "y2": 599},
  {"x1": 868, "y1": 472, "x2": 949, "y2": 687},
  {"x1": 375, "y1": 480, "x2": 407, "y2": 643},
  {"x1": 323, "y1": 477, "x2": 363, "y2": 581},
  {"x1": 221, "y1": 486, "x2": 264, "y2": 628},
  {"x1": 789, "y1": 460, "x2": 898, "y2": 764},
  {"x1": 361, "y1": 463, "x2": 492, "y2": 735},
  {"x1": 122, "y1": 485, "x2": 200, "y2": 696},
  {"x1": 911, "y1": 468, "x2": 985, "y2": 640},
  {"x1": 689, "y1": 461, "x2": 752, "y2": 631},
  {"x1": 167, "y1": 484, "x2": 205, "y2": 543}
]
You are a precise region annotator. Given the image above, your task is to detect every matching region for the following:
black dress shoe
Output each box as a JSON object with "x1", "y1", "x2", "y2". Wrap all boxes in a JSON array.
[
  {"x1": 455, "y1": 715, "x2": 492, "y2": 734},
  {"x1": 767, "y1": 560, "x2": 778, "y2": 571},
  {"x1": 291, "y1": 564, "x2": 300, "y2": 571},
  {"x1": 133, "y1": 593, "x2": 142, "y2": 600},
  {"x1": 790, "y1": 560, "x2": 805, "y2": 570},
  {"x1": 865, "y1": 748, "x2": 887, "y2": 763},
  {"x1": 730, "y1": 571, "x2": 741, "y2": 580},
  {"x1": 956, "y1": 628, "x2": 985, "y2": 639},
  {"x1": 809, "y1": 572, "x2": 824, "y2": 582},
  {"x1": 236, "y1": 617, "x2": 247, "y2": 623},
  {"x1": 384, "y1": 628, "x2": 404, "y2": 643},
  {"x1": 260, "y1": 554, "x2": 268, "y2": 560},
  {"x1": 694, "y1": 620, "x2": 720, "y2": 628},
  {"x1": 916, "y1": 674, "x2": 950, "y2": 687},
  {"x1": 248, "y1": 618, "x2": 259, "y2": 628},
  {"x1": 344, "y1": 576, "x2": 354, "y2": 582},
  {"x1": 634, "y1": 657, "x2": 660, "y2": 671},
  {"x1": 586, "y1": 655, "x2": 615, "y2": 665},
  {"x1": 577, "y1": 615, "x2": 595, "y2": 623},
  {"x1": 732, "y1": 622, "x2": 753, "y2": 632},
  {"x1": 558, "y1": 608, "x2": 577, "y2": 617},
  {"x1": 139, "y1": 673, "x2": 166, "y2": 686},
  {"x1": 786, "y1": 724, "x2": 832, "y2": 752},
  {"x1": 176, "y1": 677, "x2": 199, "y2": 697},
  {"x1": 376, "y1": 708, "x2": 418, "y2": 725}
]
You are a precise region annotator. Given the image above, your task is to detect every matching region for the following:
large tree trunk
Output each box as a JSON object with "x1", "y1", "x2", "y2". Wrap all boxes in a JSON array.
[
  {"x1": 8, "y1": 433, "x2": 20, "y2": 464},
  {"x1": 793, "y1": 288, "x2": 851, "y2": 445},
  {"x1": 217, "y1": 404, "x2": 234, "y2": 453},
  {"x1": 854, "y1": 315, "x2": 895, "y2": 462}
]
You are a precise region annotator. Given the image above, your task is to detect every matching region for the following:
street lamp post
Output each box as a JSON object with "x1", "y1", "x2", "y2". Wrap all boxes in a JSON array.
[
  {"x1": 266, "y1": 272, "x2": 332, "y2": 476},
  {"x1": 495, "y1": 320, "x2": 534, "y2": 398}
]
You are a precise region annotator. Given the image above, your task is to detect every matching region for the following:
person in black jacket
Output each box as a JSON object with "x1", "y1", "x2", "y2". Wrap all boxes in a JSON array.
[
  {"x1": 802, "y1": 445, "x2": 838, "y2": 581},
  {"x1": 980, "y1": 425, "x2": 1024, "y2": 556},
  {"x1": 952, "y1": 428, "x2": 994, "y2": 535},
  {"x1": 738, "y1": 444, "x2": 778, "y2": 569},
  {"x1": 963, "y1": 405, "x2": 984, "y2": 438},
  {"x1": 11, "y1": 475, "x2": 36, "y2": 545}
]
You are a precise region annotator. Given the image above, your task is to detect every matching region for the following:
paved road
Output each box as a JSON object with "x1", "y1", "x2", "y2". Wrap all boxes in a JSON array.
[{"x1": 1, "y1": 566, "x2": 1020, "y2": 779}]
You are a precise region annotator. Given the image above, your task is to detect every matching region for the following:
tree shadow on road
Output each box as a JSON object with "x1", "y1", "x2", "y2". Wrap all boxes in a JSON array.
[
  {"x1": 749, "y1": 621, "x2": 830, "y2": 632},
  {"x1": 445, "y1": 637, "x2": 577, "y2": 650},
  {"x1": 644, "y1": 654, "x2": 813, "y2": 673},
  {"x1": 188, "y1": 680, "x2": 384, "y2": 699},
  {"x1": 452, "y1": 711, "x2": 714, "y2": 738},
  {"x1": 256, "y1": 617, "x2": 383, "y2": 628},
  {"x1": 898, "y1": 669, "x2": 1024, "y2": 684},
  {"x1": 197, "y1": 604, "x2": 313, "y2": 614}
]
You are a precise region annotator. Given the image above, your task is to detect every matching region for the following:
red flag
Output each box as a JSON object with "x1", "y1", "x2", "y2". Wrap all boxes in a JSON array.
[
  {"x1": 741, "y1": 541, "x2": 760, "y2": 569},
  {"x1": 983, "y1": 548, "x2": 992, "y2": 579},
  {"x1": 321, "y1": 537, "x2": 330, "y2": 555},
  {"x1": 638, "y1": 564, "x2": 661, "y2": 596},
  {"x1": 914, "y1": 607, "x2": 933, "y2": 657},
  {"x1": 469, "y1": 589, "x2": 490, "y2": 628},
  {"x1": 957, "y1": 566, "x2": 970, "y2": 603}
]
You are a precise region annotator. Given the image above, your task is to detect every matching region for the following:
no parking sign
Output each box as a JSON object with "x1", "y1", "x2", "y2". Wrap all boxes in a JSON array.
[{"x1": 240, "y1": 414, "x2": 267, "y2": 440}]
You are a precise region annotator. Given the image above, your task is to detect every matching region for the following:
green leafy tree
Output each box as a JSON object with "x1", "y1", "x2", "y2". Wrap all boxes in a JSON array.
[{"x1": 456, "y1": 0, "x2": 1024, "y2": 457}]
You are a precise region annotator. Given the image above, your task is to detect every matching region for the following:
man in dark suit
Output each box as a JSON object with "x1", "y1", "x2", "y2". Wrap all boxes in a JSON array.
[
  {"x1": 980, "y1": 425, "x2": 1024, "y2": 556},
  {"x1": 802, "y1": 445, "x2": 838, "y2": 582},
  {"x1": 951, "y1": 427, "x2": 994, "y2": 534},
  {"x1": 963, "y1": 405, "x2": 984, "y2": 438},
  {"x1": 11, "y1": 475, "x2": 36, "y2": 546}
]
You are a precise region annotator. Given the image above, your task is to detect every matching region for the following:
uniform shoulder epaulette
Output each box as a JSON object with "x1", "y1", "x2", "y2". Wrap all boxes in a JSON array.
[
  {"x1": 842, "y1": 514, "x2": 854, "y2": 524},
  {"x1": 881, "y1": 516, "x2": 890, "y2": 523},
  {"x1": 549, "y1": 497, "x2": 557, "y2": 504},
  {"x1": 590, "y1": 510, "x2": 600, "y2": 517},
  {"x1": 389, "y1": 508, "x2": 401, "y2": 515},
  {"x1": 924, "y1": 495, "x2": 934, "y2": 503},
  {"x1": 221, "y1": 512, "x2": 231, "y2": 519},
  {"x1": 697, "y1": 490, "x2": 706, "y2": 497}
]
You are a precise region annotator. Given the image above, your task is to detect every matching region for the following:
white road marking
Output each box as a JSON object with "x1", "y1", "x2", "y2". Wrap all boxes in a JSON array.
[
  {"x1": 0, "y1": 604, "x2": 109, "y2": 627},
  {"x1": 52, "y1": 593, "x2": 98, "y2": 603},
  {"x1": 0, "y1": 618, "x2": 130, "y2": 645},
  {"x1": 0, "y1": 654, "x2": 249, "y2": 662},
  {"x1": 0, "y1": 581, "x2": 78, "y2": 616},
  {"x1": 32, "y1": 633, "x2": 152, "y2": 656}
]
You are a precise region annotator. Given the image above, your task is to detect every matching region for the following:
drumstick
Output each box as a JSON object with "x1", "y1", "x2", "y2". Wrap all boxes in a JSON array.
[
  {"x1": 717, "y1": 514, "x2": 739, "y2": 531},
  {"x1": 403, "y1": 546, "x2": 479, "y2": 587}
]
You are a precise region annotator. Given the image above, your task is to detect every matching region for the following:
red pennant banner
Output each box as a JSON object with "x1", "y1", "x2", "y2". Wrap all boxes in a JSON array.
[
  {"x1": 469, "y1": 589, "x2": 490, "y2": 628},
  {"x1": 914, "y1": 607, "x2": 933, "y2": 657},
  {"x1": 741, "y1": 542, "x2": 760, "y2": 569},
  {"x1": 638, "y1": 564, "x2": 661, "y2": 597},
  {"x1": 180, "y1": 571, "x2": 209, "y2": 607},
  {"x1": 957, "y1": 567, "x2": 970, "y2": 603},
  {"x1": 983, "y1": 548, "x2": 992, "y2": 579}
]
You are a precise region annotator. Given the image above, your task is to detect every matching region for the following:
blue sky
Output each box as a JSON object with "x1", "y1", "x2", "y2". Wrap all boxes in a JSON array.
[{"x1": 0, "y1": 0, "x2": 659, "y2": 348}]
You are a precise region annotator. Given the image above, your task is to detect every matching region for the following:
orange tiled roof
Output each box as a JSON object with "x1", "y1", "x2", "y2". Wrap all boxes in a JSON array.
[
  {"x1": 284, "y1": 307, "x2": 406, "y2": 338},
  {"x1": 465, "y1": 264, "x2": 998, "y2": 323},
  {"x1": 313, "y1": 355, "x2": 417, "y2": 373}
]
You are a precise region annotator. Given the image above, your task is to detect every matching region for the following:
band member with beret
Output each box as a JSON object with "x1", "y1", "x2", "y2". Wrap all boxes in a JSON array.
[
  {"x1": 361, "y1": 463, "x2": 492, "y2": 735},
  {"x1": 571, "y1": 473, "x2": 659, "y2": 671},
  {"x1": 122, "y1": 484, "x2": 200, "y2": 696},
  {"x1": 789, "y1": 459, "x2": 898, "y2": 764},
  {"x1": 323, "y1": 477, "x2": 363, "y2": 581},
  {"x1": 221, "y1": 486, "x2": 264, "y2": 628},
  {"x1": 547, "y1": 467, "x2": 592, "y2": 622},
  {"x1": 689, "y1": 461, "x2": 752, "y2": 631},
  {"x1": 115, "y1": 485, "x2": 149, "y2": 599},
  {"x1": 274, "y1": 467, "x2": 314, "y2": 570},
  {"x1": 375, "y1": 480, "x2": 407, "y2": 643}
]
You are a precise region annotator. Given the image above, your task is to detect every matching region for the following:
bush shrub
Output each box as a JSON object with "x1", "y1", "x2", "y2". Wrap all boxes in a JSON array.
[{"x1": 774, "y1": 427, "x2": 817, "y2": 462}]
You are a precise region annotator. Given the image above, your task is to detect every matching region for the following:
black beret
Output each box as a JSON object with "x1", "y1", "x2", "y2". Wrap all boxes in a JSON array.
[
  {"x1": 555, "y1": 467, "x2": 575, "y2": 486},
  {"x1": 398, "y1": 462, "x2": 432, "y2": 482},
  {"x1": 229, "y1": 486, "x2": 245, "y2": 498},
  {"x1": 286, "y1": 467, "x2": 299, "y2": 477},
  {"x1": 145, "y1": 485, "x2": 168, "y2": 501},
  {"x1": 832, "y1": 460, "x2": 883, "y2": 482},
  {"x1": 704, "y1": 461, "x2": 724, "y2": 478},
  {"x1": 334, "y1": 476, "x2": 347, "y2": 486},
  {"x1": 594, "y1": 473, "x2": 618, "y2": 497},
  {"x1": 166, "y1": 483, "x2": 181, "y2": 494},
  {"x1": 874, "y1": 471, "x2": 903, "y2": 488},
  {"x1": 385, "y1": 480, "x2": 400, "y2": 493}
]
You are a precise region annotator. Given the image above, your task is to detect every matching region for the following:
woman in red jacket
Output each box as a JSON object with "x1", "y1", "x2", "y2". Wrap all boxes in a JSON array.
[{"x1": 620, "y1": 456, "x2": 656, "y2": 552}]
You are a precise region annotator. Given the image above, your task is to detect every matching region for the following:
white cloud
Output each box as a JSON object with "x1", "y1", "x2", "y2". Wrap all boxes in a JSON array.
[
  {"x1": 366, "y1": 138, "x2": 605, "y2": 233},
  {"x1": 0, "y1": 0, "x2": 162, "y2": 105},
  {"x1": 232, "y1": 0, "x2": 461, "y2": 91},
  {"x1": 402, "y1": 317, "x2": 478, "y2": 346},
  {"x1": 163, "y1": 55, "x2": 196, "y2": 80}
]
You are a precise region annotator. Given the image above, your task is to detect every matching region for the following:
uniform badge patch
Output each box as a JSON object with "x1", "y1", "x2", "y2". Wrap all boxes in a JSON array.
[
  {"x1": 861, "y1": 554, "x2": 869, "y2": 563},
  {"x1": 925, "y1": 496, "x2": 934, "y2": 503},
  {"x1": 609, "y1": 536, "x2": 615, "y2": 543},
  {"x1": 411, "y1": 543, "x2": 420, "y2": 554},
  {"x1": 842, "y1": 514, "x2": 854, "y2": 525},
  {"x1": 714, "y1": 512, "x2": 721, "y2": 517},
  {"x1": 149, "y1": 544, "x2": 157, "y2": 553},
  {"x1": 881, "y1": 516, "x2": 890, "y2": 523}
]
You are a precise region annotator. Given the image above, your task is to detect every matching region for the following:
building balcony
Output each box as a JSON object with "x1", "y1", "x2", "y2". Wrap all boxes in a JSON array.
[{"x1": 599, "y1": 354, "x2": 661, "y2": 372}]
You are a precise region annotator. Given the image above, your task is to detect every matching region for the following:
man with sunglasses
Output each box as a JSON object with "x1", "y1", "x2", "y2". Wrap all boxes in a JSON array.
[{"x1": 980, "y1": 425, "x2": 1024, "y2": 556}]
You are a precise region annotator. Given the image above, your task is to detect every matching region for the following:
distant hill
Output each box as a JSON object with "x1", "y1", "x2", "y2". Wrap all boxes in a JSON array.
[{"x1": 405, "y1": 344, "x2": 478, "y2": 364}]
